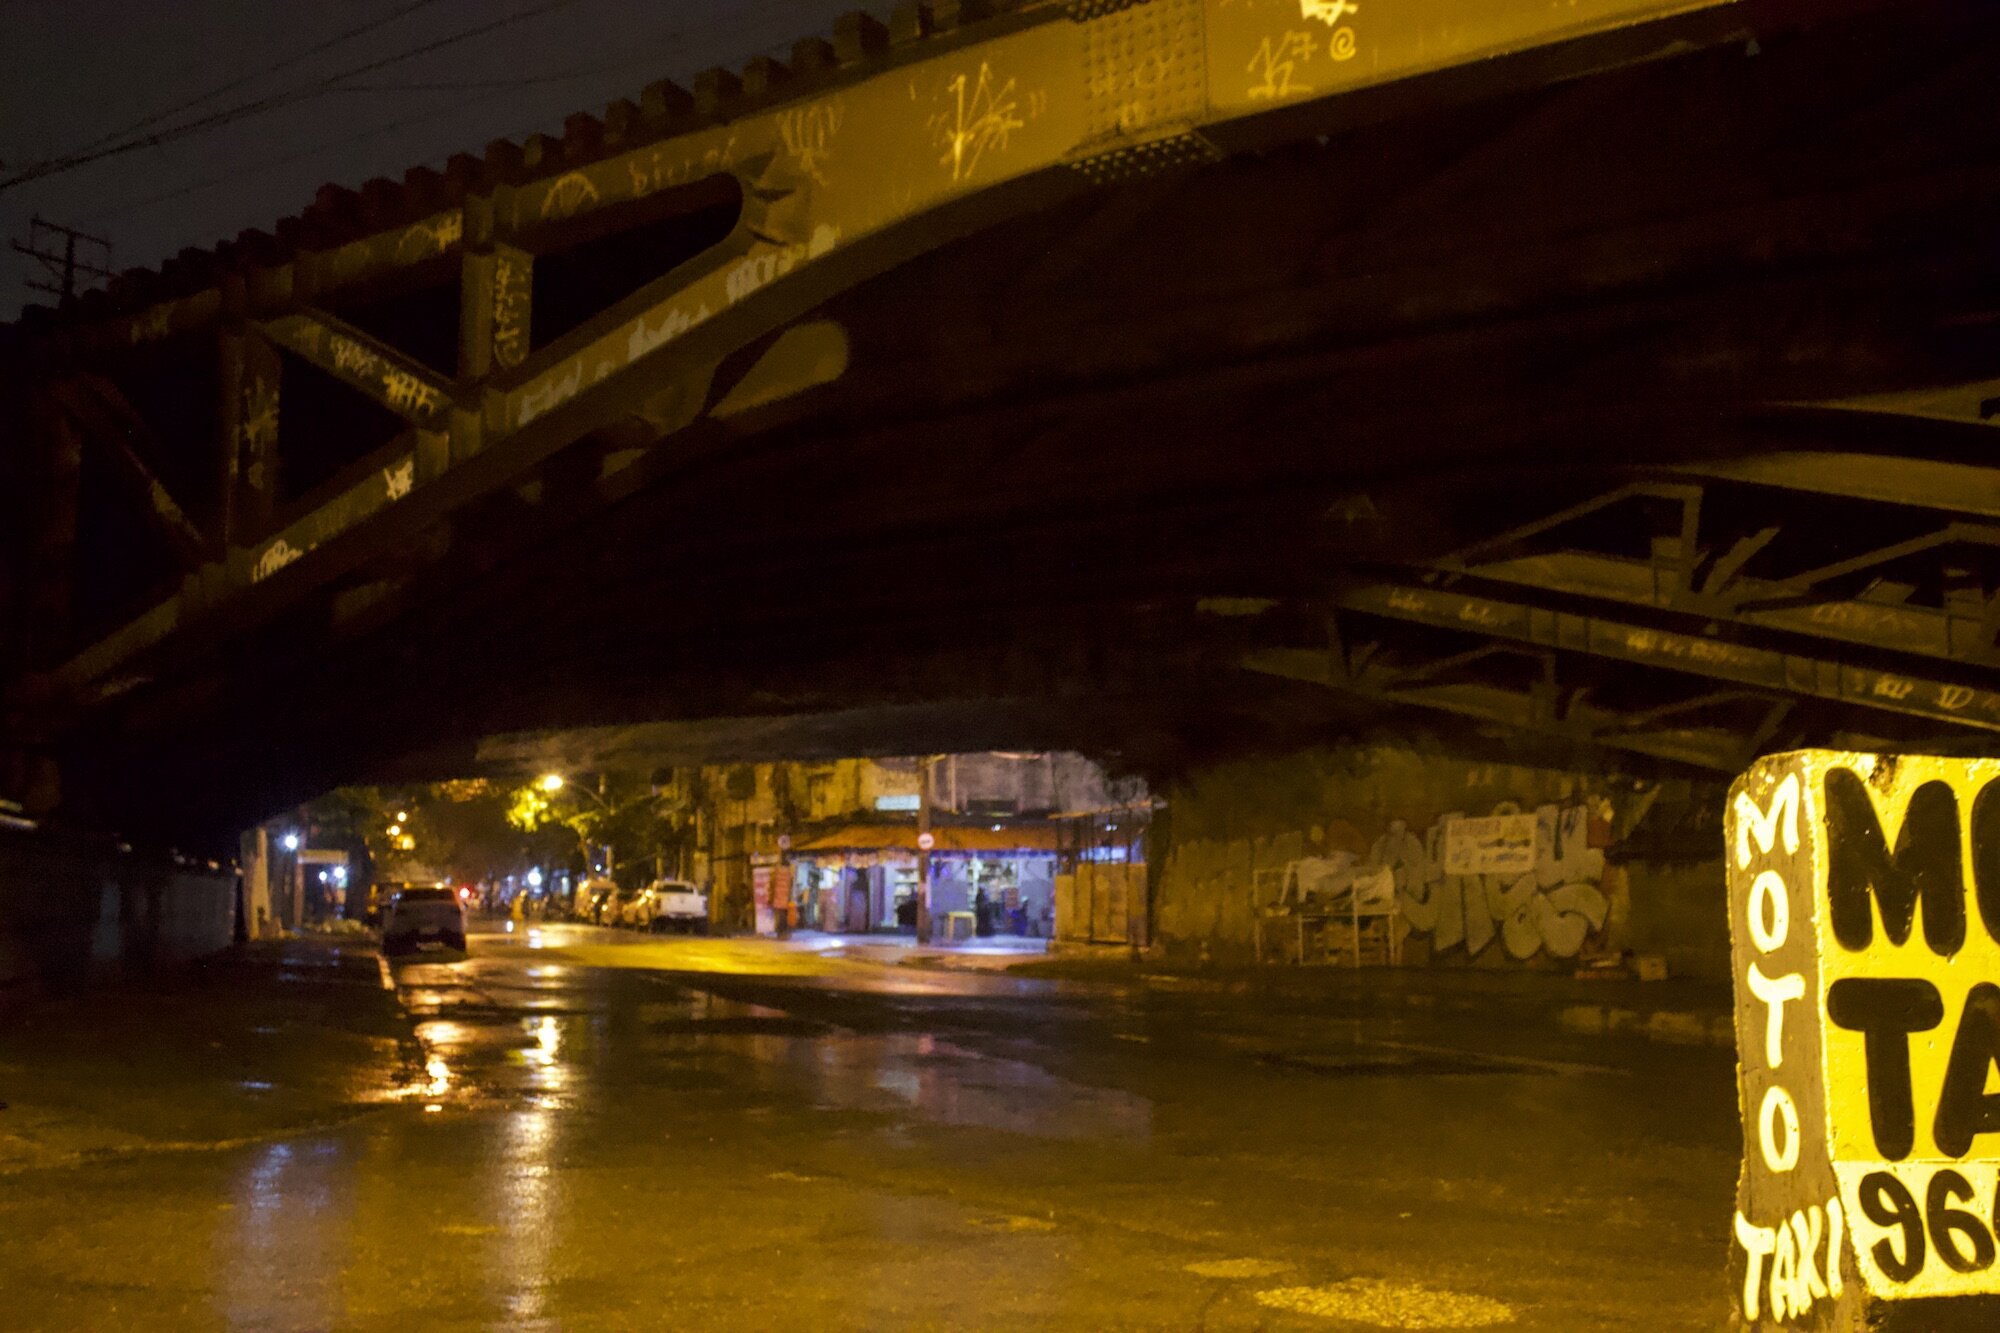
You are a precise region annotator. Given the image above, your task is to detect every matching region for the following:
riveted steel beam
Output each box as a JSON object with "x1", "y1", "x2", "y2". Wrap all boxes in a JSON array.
[
  {"x1": 49, "y1": 377, "x2": 208, "y2": 567},
  {"x1": 261, "y1": 312, "x2": 455, "y2": 427},
  {"x1": 1243, "y1": 643, "x2": 1756, "y2": 771},
  {"x1": 43, "y1": 0, "x2": 1839, "y2": 697},
  {"x1": 1337, "y1": 578, "x2": 2000, "y2": 734}
]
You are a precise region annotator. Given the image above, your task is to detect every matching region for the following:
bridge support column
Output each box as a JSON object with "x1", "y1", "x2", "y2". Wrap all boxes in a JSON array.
[
  {"x1": 456, "y1": 228, "x2": 530, "y2": 465},
  {"x1": 1726, "y1": 752, "x2": 2000, "y2": 1330},
  {"x1": 239, "y1": 827, "x2": 274, "y2": 941},
  {"x1": 23, "y1": 395, "x2": 81, "y2": 672},
  {"x1": 218, "y1": 327, "x2": 281, "y2": 547}
]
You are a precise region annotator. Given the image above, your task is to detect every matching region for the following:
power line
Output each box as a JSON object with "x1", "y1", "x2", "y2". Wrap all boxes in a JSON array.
[
  {"x1": 63, "y1": 0, "x2": 455, "y2": 160},
  {"x1": 11, "y1": 217, "x2": 114, "y2": 306},
  {"x1": 72, "y1": 0, "x2": 811, "y2": 226},
  {"x1": 0, "y1": 0, "x2": 598, "y2": 194},
  {"x1": 78, "y1": 43, "x2": 694, "y2": 224}
]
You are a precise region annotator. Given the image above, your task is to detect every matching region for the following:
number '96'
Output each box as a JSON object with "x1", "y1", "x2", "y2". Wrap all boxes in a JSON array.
[{"x1": 1859, "y1": 1169, "x2": 1998, "y2": 1281}]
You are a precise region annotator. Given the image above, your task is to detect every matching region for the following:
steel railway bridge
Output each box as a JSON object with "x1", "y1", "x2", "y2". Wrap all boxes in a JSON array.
[{"x1": 7, "y1": 0, "x2": 2000, "y2": 839}]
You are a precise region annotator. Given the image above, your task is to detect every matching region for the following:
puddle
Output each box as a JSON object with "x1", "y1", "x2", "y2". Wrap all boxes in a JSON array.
[{"x1": 1254, "y1": 1280, "x2": 1515, "y2": 1327}]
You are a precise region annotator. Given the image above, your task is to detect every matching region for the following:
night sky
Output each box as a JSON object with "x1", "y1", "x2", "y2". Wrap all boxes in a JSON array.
[{"x1": 0, "y1": 0, "x2": 852, "y2": 318}]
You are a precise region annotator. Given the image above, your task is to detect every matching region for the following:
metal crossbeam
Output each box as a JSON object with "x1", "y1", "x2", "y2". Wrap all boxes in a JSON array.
[
  {"x1": 35, "y1": 0, "x2": 1793, "y2": 701},
  {"x1": 1336, "y1": 578, "x2": 2000, "y2": 734}
]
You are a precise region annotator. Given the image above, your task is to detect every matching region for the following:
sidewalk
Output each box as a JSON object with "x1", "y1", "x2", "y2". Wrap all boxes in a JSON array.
[
  {"x1": 998, "y1": 952, "x2": 1737, "y2": 1049},
  {"x1": 0, "y1": 935, "x2": 415, "y2": 1173}
]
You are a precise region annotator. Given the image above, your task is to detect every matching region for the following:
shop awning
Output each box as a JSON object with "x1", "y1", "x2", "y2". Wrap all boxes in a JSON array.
[{"x1": 789, "y1": 822, "x2": 1059, "y2": 854}]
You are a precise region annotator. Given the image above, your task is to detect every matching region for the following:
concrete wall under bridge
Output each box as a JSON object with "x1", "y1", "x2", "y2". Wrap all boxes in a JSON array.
[
  {"x1": 0, "y1": 827, "x2": 236, "y2": 1002},
  {"x1": 1151, "y1": 745, "x2": 1731, "y2": 981}
]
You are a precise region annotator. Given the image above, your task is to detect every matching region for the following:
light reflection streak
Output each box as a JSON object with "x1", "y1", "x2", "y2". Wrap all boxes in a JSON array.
[{"x1": 490, "y1": 1106, "x2": 559, "y2": 1330}]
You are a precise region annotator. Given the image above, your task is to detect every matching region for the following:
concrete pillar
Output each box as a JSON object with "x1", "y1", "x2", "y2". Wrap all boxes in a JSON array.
[
  {"x1": 240, "y1": 827, "x2": 273, "y2": 940},
  {"x1": 1726, "y1": 751, "x2": 2000, "y2": 1330}
]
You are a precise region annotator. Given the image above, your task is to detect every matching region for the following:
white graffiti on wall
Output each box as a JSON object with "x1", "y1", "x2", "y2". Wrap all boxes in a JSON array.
[{"x1": 1373, "y1": 802, "x2": 1610, "y2": 960}]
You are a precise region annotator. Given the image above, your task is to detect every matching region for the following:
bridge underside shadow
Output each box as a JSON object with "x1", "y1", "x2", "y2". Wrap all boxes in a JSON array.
[{"x1": 15, "y1": 2, "x2": 2000, "y2": 841}]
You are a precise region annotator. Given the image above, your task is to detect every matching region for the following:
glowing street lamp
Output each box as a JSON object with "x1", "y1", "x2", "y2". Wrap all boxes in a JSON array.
[
  {"x1": 538, "y1": 774, "x2": 565, "y2": 793},
  {"x1": 280, "y1": 832, "x2": 301, "y2": 852}
]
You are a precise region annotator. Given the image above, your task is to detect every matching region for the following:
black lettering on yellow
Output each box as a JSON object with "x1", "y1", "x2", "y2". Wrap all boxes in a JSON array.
[
  {"x1": 1934, "y1": 983, "x2": 2000, "y2": 1160},
  {"x1": 1860, "y1": 1171, "x2": 1926, "y2": 1283},
  {"x1": 1926, "y1": 1168, "x2": 1996, "y2": 1272},
  {"x1": 1825, "y1": 770, "x2": 1966, "y2": 956},
  {"x1": 1827, "y1": 977, "x2": 1944, "y2": 1161},
  {"x1": 1970, "y1": 781, "x2": 2000, "y2": 947}
]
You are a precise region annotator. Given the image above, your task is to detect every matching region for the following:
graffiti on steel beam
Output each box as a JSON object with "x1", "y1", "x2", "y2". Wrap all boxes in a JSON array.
[
  {"x1": 321, "y1": 330, "x2": 445, "y2": 419},
  {"x1": 236, "y1": 380, "x2": 278, "y2": 485},
  {"x1": 395, "y1": 211, "x2": 464, "y2": 263},
  {"x1": 777, "y1": 100, "x2": 845, "y2": 186},
  {"x1": 626, "y1": 303, "x2": 711, "y2": 364},
  {"x1": 493, "y1": 251, "x2": 532, "y2": 369},
  {"x1": 382, "y1": 457, "x2": 415, "y2": 502},
  {"x1": 540, "y1": 171, "x2": 603, "y2": 222},
  {"x1": 725, "y1": 225, "x2": 840, "y2": 304},
  {"x1": 625, "y1": 133, "x2": 742, "y2": 203},
  {"x1": 931, "y1": 63, "x2": 1033, "y2": 183},
  {"x1": 253, "y1": 537, "x2": 308, "y2": 583},
  {"x1": 516, "y1": 362, "x2": 586, "y2": 429}
]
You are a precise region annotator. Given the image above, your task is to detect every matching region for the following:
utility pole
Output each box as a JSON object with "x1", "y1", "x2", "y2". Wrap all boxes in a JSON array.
[
  {"x1": 917, "y1": 756, "x2": 935, "y2": 944},
  {"x1": 11, "y1": 216, "x2": 114, "y2": 307}
]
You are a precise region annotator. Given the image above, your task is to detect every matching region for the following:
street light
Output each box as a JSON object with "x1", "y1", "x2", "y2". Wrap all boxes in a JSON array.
[
  {"x1": 541, "y1": 773, "x2": 613, "y2": 812},
  {"x1": 281, "y1": 832, "x2": 301, "y2": 852}
]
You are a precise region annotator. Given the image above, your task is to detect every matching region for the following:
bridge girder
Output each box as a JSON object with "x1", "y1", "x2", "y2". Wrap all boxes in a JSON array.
[{"x1": 11, "y1": 0, "x2": 2000, "y2": 832}]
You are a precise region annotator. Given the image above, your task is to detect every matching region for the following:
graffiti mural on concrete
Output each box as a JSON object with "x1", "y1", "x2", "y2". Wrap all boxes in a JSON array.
[{"x1": 1371, "y1": 801, "x2": 1611, "y2": 960}]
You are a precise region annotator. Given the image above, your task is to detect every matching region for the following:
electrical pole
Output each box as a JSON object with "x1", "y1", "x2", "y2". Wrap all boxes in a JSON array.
[
  {"x1": 11, "y1": 216, "x2": 114, "y2": 306},
  {"x1": 917, "y1": 756, "x2": 935, "y2": 944}
]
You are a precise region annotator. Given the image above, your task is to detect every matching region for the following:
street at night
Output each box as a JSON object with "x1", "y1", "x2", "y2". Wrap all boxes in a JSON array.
[
  {"x1": 0, "y1": 923, "x2": 1735, "y2": 1330},
  {"x1": 17, "y1": 0, "x2": 2000, "y2": 1327}
]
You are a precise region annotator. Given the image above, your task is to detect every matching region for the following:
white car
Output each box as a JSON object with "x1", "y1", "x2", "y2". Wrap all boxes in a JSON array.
[
  {"x1": 382, "y1": 886, "x2": 468, "y2": 957},
  {"x1": 634, "y1": 879, "x2": 709, "y2": 933}
]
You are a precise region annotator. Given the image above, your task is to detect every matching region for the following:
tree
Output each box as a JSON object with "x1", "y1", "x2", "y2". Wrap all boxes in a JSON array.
[{"x1": 505, "y1": 771, "x2": 690, "y2": 884}]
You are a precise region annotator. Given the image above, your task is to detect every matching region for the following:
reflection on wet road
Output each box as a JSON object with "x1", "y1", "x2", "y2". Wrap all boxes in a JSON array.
[{"x1": 2, "y1": 922, "x2": 1742, "y2": 1330}]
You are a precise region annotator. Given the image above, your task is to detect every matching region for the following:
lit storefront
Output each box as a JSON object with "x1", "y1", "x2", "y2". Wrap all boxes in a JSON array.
[{"x1": 785, "y1": 823, "x2": 1062, "y2": 936}]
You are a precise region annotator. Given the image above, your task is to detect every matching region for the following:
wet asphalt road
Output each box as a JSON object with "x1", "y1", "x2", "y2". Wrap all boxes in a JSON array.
[{"x1": 0, "y1": 922, "x2": 1740, "y2": 1330}]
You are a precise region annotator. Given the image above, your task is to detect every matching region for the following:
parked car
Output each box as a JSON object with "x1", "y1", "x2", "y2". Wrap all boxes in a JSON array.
[
  {"x1": 616, "y1": 886, "x2": 654, "y2": 929},
  {"x1": 381, "y1": 886, "x2": 467, "y2": 957},
  {"x1": 367, "y1": 878, "x2": 446, "y2": 927},
  {"x1": 573, "y1": 877, "x2": 621, "y2": 925},
  {"x1": 636, "y1": 879, "x2": 709, "y2": 933}
]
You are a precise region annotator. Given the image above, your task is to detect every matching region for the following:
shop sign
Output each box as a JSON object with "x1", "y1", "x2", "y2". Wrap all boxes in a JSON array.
[
  {"x1": 1727, "y1": 751, "x2": 2000, "y2": 1327},
  {"x1": 1442, "y1": 812, "x2": 1539, "y2": 876}
]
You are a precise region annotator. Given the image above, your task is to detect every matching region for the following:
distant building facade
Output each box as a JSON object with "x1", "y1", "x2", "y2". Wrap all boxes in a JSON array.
[{"x1": 667, "y1": 753, "x2": 1148, "y2": 941}]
